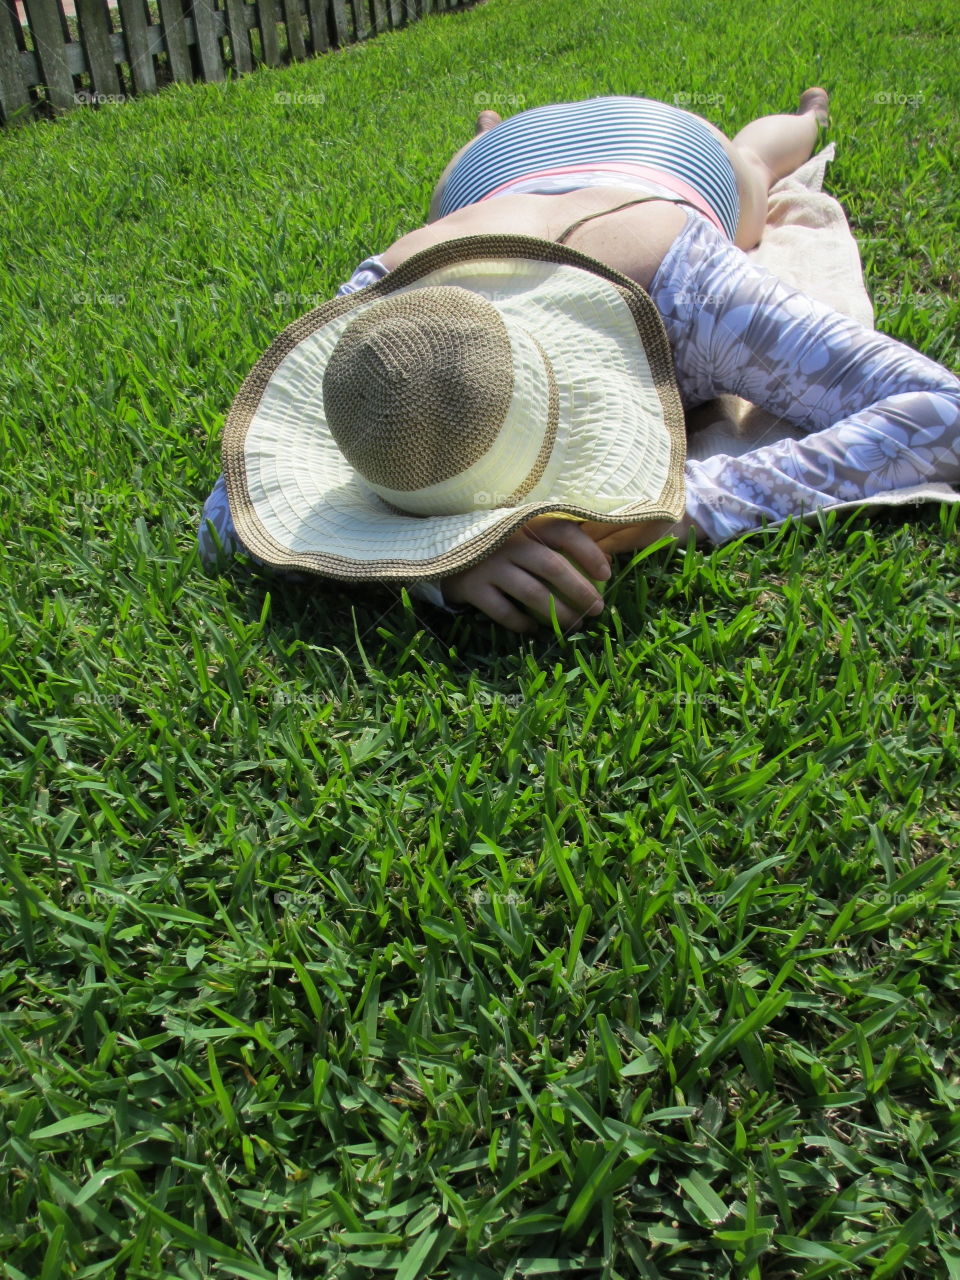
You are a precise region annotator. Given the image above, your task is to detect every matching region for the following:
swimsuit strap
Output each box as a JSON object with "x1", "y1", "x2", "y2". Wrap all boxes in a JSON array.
[{"x1": 554, "y1": 194, "x2": 698, "y2": 244}]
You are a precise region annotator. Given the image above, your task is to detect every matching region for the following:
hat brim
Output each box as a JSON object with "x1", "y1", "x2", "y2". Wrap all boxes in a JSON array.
[{"x1": 222, "y1": 233, "x2": 686, "y2": 581}]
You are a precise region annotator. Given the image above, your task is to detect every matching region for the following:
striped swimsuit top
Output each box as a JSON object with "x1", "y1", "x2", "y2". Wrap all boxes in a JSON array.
[{"x1": 437, "y1": 96, "x2": 740, "y2": 241}]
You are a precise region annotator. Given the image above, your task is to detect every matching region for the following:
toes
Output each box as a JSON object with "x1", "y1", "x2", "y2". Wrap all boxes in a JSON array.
[
  {"x1": 475, "y1": 110, "x2": 502, "y2": 134},
  {"x1": 799, "y1": 87, "x2": 830, "y2": 125}
]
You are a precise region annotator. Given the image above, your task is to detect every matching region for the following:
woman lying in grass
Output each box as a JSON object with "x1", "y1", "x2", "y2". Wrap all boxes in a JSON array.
[{"x1": 200, "y1": 90, "x2": 960, "y2": 634}]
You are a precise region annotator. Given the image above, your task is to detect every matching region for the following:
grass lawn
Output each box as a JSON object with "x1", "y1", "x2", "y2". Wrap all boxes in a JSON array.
[{"x1": 1, "y1": 0, "x2": 959, "y2": 1274}]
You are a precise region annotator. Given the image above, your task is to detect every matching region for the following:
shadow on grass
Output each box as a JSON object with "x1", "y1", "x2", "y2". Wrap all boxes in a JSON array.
[{"x1": 217, "y1": 498, "x2": 958, "y2": 688}]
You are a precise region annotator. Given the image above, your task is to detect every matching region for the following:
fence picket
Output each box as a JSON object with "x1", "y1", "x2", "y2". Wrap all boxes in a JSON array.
[
  {"x1": 74, "y1": 0, "x2": 121, "y2": 94},
  {"x1": 190, "y1": 0, "x2": 223, "y2": 79},
  {"x1": 22, "y1": 0, "x2": 74, "y2": 108},
  {"x1": 0, "y1": 0, "x2": 30, "y2": 124},
  {"x1": 254, "y1": 0, "x2": 281, "y2": 65},
  {"x1": 222, "y1": 0, "x2": 253, "y2": 70},
  {"x1": 117, "y1": 0, "x2": 157, "y2": 93},
  {"x1": 305, "y1": 0, "x2": 328, "y2": 53},
  {"x1": 328, "y1": 0, "x2": 349, "y2": 45},
  {"x1": 281, "y1": 0, "x2": 305, "y2": 60},
  {"x1": 157, "y1": 0, "x2": 194, "y2": 81}
]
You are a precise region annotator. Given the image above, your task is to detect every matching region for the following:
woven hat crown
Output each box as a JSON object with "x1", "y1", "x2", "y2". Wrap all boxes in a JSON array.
[{"x1": 322, "y1": 285, "x2": 516, "y2": 492}]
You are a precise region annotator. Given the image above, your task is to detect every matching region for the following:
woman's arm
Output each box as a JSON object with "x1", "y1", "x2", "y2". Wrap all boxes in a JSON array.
[{"x1": 642, "y1": 213, "x2": 960, "y2": 546}]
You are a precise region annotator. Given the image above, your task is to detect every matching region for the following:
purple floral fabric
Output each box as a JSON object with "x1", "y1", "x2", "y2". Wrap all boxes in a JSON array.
[{"x1": 648, "y1": 212, "x2": 960, "y2": 544}]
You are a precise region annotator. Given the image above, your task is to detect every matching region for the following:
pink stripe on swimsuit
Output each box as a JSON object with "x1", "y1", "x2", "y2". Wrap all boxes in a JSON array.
[{"x1": 476, "y1": 162, "x2": 730, "y2": 237}]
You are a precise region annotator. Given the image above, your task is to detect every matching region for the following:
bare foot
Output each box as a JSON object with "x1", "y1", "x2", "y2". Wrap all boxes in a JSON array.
[
  {"x1": 475, "y1": 110, "x2": 501, "y2": 135},
  {"x1": 798, "y1": 86, "x2": 829, "y2": 127}
]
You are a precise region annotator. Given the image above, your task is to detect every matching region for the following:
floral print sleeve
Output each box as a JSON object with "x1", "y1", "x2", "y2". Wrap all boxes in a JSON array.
[{"x1": 648, "y1": 212, "x2": 960, "y2": 545}]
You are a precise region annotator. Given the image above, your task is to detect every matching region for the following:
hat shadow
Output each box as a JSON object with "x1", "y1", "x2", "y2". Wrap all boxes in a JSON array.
[
  {"x1": 218, "y1": 536, "x2": 692, "y2": 685},
  {"x1": 216, "y1": 552, "x2": 647, "y2": 695}
]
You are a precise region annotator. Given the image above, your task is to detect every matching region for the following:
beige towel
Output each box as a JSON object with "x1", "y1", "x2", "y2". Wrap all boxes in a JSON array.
[{"x1": 685, "y1": 143, "x2": 960, "y2": 523}]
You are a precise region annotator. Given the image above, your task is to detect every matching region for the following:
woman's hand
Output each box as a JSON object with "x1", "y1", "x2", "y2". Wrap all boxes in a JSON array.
[{"x1": 440, "y1": 515, "x2": 613, "y2": 634}]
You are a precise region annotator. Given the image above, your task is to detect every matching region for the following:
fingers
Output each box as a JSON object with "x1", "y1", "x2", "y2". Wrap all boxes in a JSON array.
[
  {"x1": 440, "y1": 512, "x2": 706, "y2": 634},
  {"x1": 441, "y1": 558, "x2": 564, "y2": 633},
  {"x1": 521, "y1": 515, "x2": 613, "y2": 581},
  {"x1": 498, "y1": 561, "x2": 605, "y2": 629},
  {"x1": 444, "y1": 547, "x2": 603, "y2": 632},
  {"x1": 441, "y1": 518, "x2": 618, "y2": 633},
  {"x1": 514, "y1": 533, "x2": 605, "y2": 601},
  {"x1": 467, "y1": 584, "x2": 541, "y2": 634}
]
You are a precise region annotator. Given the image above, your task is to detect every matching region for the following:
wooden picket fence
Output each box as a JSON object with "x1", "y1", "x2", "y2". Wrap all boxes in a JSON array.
[{"x1": 0, "y1": 0, "x2": 472, "y2": 125}]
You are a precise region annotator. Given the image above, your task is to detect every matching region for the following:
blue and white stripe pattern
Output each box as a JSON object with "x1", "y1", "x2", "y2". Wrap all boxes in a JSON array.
[{"x1": 437, "y1": 96, "x2": 740, "y2": 241}]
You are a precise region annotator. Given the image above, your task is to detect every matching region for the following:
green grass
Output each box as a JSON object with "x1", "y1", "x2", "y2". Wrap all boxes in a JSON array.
[{"x1": 1, "y1": 0, "x2": 960, "y2": 1275}]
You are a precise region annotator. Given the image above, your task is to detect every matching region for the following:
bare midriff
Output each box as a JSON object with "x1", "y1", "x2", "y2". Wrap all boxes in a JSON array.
[{"x1": 379, "y1": 187, "x2": 691, "y2": 291}]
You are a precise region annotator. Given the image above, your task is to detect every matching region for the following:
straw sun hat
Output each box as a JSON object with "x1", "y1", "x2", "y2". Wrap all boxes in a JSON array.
[{"x1": 221, "y1": 233, "x2": 686, "y2": 582}]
